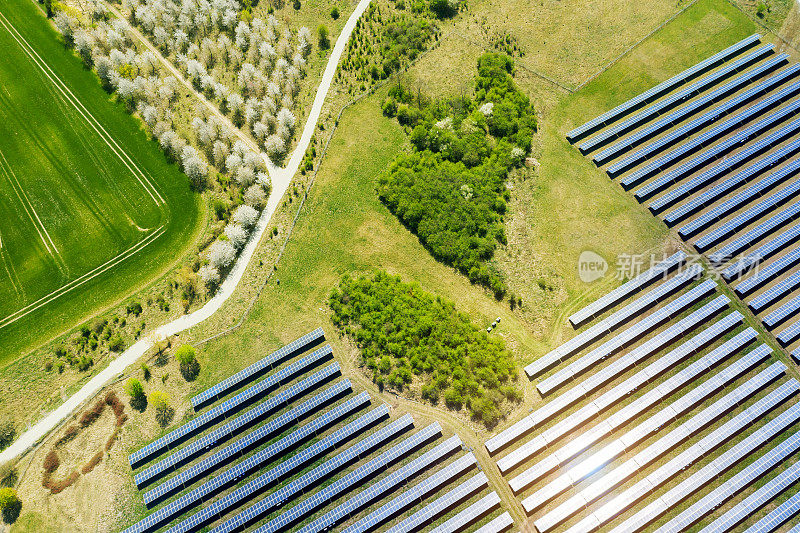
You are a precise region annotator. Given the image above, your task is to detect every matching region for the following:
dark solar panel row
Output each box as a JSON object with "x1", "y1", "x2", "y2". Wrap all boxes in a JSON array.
[
  {"x1": 567, "y1": 250, "x2": 687, "y2": 328},
  {"x1": 499, "y1": 303, "x2": 738, "y2": 476},
  {"x1": 658, "y1": 431, "x2": 800, "y2": 532},
  {"x1": 136, "y1": 368, "x2": 346, "y2": 491},
  {"x1": 343, "y1": 453, "x2": 478, "y2": 533},
  {"x1": 129, "y1": 346, "x2": 335, "y2": 468},
  {"x1": 254, "y1": 423, "x2": 444, "y2": 532},
  {"x1": 566, "y1": 34, "x2": 761, "y2": 143},
  {"x1": 741, "y1": 471, "x2": 800, "y2": 533},
  {"x1": 534, "y1": 363, "x2": 789, "y2": 533},
  {"x1": 663, "y1": 140, "x2": 800, "y2": 226},
  {"x1": 709, "y1": 202, "x2": 800, "y2": 265},
  {"x1": 693, "y1": 178, "x2": 800, "y2": 252},
  {"x1": 429, "y1": 491, "x2": 501, "y2": 533},
  {"x1": 608, "y1": 59, "x2": 800, "y2": 178},
  {"x1": 191, "y1": 329, "x2": 325, "y2": 410},
  {"x1": 777, "y1": 318, "x2": 800, "y2": 346},
  {"x1": 639, "y1": 111, "x2": 800, "y2": 207},
  {"x1": 556, "y1": 379, "x2": 800, "y2": 533},
  {"x1": 142, "y1": 385, "x2": 365, "y2": 506},
  {"x1": 721, "y1": 224, "x2": 800, "y2": 281},
  {"x1": 583, "y1": 45, "x2": 778, "y2": 157},
  {"x1": 297, "y1": 435, "x2": 463, "y2": 533},
  {"x1": 127, "y1": 404, "x2": 389, "y2": 533},
  {"x1": 512, "y1": 329, "x2": 760, "y2": 500},
  {"x1": 210, "y1": 414, "x2": 414, "y2": 533},
  {"x1": 735, "y1": 248, "x2": 800, "y2": 297},
  {"x1": 475, "y1": 512, "x2": 514, "y2": 533},
  {"x1": 749, "y1": 270, "x2": 800, "y2": 313},
  {"x1": 609, "y1": 391, "x2": 800, "y2": 533},
  {"x1": 523, "y1": 264, "x2": 703, "y2": 381},
  {"x1": 538, "y1": 278, "x2": 717, "y2": 396},
  {"x1": 385, "y1": 472, "x2": 490, "y2": 533},
  {"x1": 677, "y1": 158, "x2": 800, "y2": 238},
  {"x1": 620, "y1": 83, "x2": 800, "y2": 191}
]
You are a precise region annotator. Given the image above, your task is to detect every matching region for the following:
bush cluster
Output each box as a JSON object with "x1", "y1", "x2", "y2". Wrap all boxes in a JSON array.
[
  {"x1": 379, "y1": 53, "x2": 535, "y2": 298},
  {"x1": 329, "y1": 271, "x2": 519, "y2": 426}
]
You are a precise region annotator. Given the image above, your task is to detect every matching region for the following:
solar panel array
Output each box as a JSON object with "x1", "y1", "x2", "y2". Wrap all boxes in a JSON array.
[
  {"x1": 124, "y1": 336, "x2": 509, "y2": 533},
  {"x1": 568, "y1": 31, "x2": 800, "y2": 363},
  {"x1": 484, "y1": 229, "x2": 800, "y2": 531}
]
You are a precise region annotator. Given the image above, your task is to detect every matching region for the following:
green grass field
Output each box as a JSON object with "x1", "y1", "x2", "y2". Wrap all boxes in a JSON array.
[{"x1": 0, "y1": 0, "x2": 203, "y2": 363}]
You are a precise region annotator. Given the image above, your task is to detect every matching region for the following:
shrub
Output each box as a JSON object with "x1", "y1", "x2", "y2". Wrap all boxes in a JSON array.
[
  {"x1": 0, "y1": 488, "x2": 21, "y2": 524},
  {"x1": 149, "y1": 391, "x2": 173, "y2": 427},
  {"x1": 175, "y1": 345, "x2": 201, "y2": 381},
  {"x1": 43, "y1": 451, "x2": 60, "y2": 474},
  {"x1": 0, "y1": 465, "x2": 17, "y2": 488},
  {"x1": 317, "y1": 24, "x2": 330, "y2": 49},
  {"x1": 330, "y1": 6, "x2": 339, "y2": 18},
  {"x1": 109, "y1": 335, "x2": 126, "y2": 352},
  {"x1": 126, "y1": 301, "x2": 143, "y2": 316},
  {"x1": 125, "y1": 378, "x2": 147, "y2": 411},
  {"x1": 0, "y1": 422, "x2": 15, "y2": 452}
]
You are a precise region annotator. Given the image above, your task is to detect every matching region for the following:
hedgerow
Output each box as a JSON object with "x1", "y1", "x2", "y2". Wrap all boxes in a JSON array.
[
  {"x1": 378, "y1": 53, "x2": 536, "y2": 298},
  {"x1": 329, "y1": 271, "x2": 519, "y2": 426}
]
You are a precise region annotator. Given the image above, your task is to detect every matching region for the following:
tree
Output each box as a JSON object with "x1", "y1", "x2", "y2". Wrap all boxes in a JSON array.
[
  {"x1": 330, "y1": 6, "x2": 340, "y2": 19},
  {"x1": 198, "y1": 264, "x2": 221, "y2": 288},
  {"x1": 232, "y1": 205, "x2": 259, "y2": 229},
  {"x1": 175, "y1": 345, "x2": 200, "y2": 381},
  {"x1": 148, "y1": 391, "x2": 173, "y2": 427},
  {"x1": 317, "y1": 25, "x2": 330, "y2": 50},
  {"x1": 244, "y1": 184, "x2": 267, "y2": 209},
  {"x1": 224, "y1": 224, "x2": 248, "y2": 250},
  {"x1": 208, "y1": 240, "x2": 236, "y2": 270},
  {"x1": 0, "y1": 488, "x2": 21, "y2": 524},
  {"x1": 430, "y1": 0, "x2": 458, "y2": 18},
  {"x1": 125, "y1": 378, "x2": 147, "y2": 411},
  {"x1": 0, "y1": 422, "x2": 14, "y2": 451},
  {"x1": 54, "y1": 12, "x2": 75, "y2": 45}
]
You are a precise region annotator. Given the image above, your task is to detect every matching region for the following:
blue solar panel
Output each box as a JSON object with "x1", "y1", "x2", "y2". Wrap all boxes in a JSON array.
[
  {"x1": 475, "y1": 512, "x2": 514, "y2": 533},
  {"x1": 583, "y1": 46, "x2": 779, "y2": 158},
  {"x1": 749, "y1": 270, "x2": 800, "y2": 313},
  {"x1": 191, "y1": 329, "x2": 325, "y2": 410},
  {"x1": 607, "y1": 61, "x2": 800, "y2": 175},
  {"x1": 735, "y1": 248, "x2": 800, "y2": 297},
  {"x1": 141, "y1": 383, "x2": 364, "y2": 505},
  {"x1": 721, "y1": 224, "x2": 800, "y2": 280},
  {"x1": 129, "y1": 346, "x2": 335, "y2": 468},
  {"x1": 566, "y1": 34, "x2": 761, "y2": 142},
  {"x1": 430, "y1": 492, "x2": 501, "y2": 533},
  {"x1": 568, "y1": 251, "x2": 686, "y2": 328},
  {"x1": 621, "y1": 84, "x2": 800, "y2": 191},
  {"x1": 208, "y1": 414, "x2": 414, "y2": 533},
  {"x1": 664, "y1": 142, "x2": 800, "y2": 227},
  {"x1": 125, "y1": 404, "x2": 389, "y2": 533},
  {"x1": 642, "y1": 113, "x2": 800, "y2": 209},
  {"x1": 255, "y1": 423, "x2": 445, "y2": 533},
  {"x1": 764, "y1": 293, "x2": 800, "y2": 329},
  {"x1": 343, "y1": 453, "x2": 478, "y2": 533},
  {"x1": 777, "y1": 318, "x2": 800, "y2": 346},
  {"x1": 709, "y1": 202, "x2": 800, "y2": 265}
]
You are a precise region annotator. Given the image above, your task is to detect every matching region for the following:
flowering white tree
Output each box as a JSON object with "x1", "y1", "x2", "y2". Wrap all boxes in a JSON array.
[
  {"x1": 224, "y1": 223, "x2": 248, "y2": 250},
  {"x1": 198, "y1": 264, "x2": 220, "y2": 287},
  {"x1": 208, "y1": 240, "x2": 236, "y2": 269},
  {"x1": 235, "y1": 165, "x2": 256, "y2": 187},
  {"x1": 244, "y1": 184, "x2": 267, "y2": 208},
  {"x1": 74, "y1": 30, "x2": 93, "y2": 64},
  {"x1": 232, "y1": 205, "x2": 259, "y2": 229},
  {"x1": 55, "y1": 12, "x2": 75, "y2": 44},
  {"x1": 264, "y1": 134, "x2": 286, "y2": 160}
]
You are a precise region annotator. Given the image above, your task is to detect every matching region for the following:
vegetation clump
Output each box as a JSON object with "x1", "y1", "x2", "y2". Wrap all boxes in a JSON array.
[
  {"x1": 329, "y1": 271, "x2": 519, "y2": 426},
  {"x1": 0, "y1": 422, "x2": 15, "y2": 452},
  {"x1": 379, "y1": 53, "x2": 535, "y2": 297},
  {"x1": 0, "y1": 487, "x2": 21, "y2": 524},
  {"x1": 175, "y1": 344, "x2": 201, "y2": 381}
]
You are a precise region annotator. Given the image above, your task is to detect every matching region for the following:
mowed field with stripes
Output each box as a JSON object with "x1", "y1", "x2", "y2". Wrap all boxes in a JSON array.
[{"x1": 0, "y1": 0, "x2": 201, "y2": 361}]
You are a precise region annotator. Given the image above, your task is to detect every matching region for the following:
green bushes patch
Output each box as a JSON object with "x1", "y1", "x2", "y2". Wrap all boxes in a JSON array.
[
  {"x1": 329, "y1": 271, "x2": 519, "y2": 426},
  {"x1": 378, "y1": 53, "x2": 536, "y2": 297}
]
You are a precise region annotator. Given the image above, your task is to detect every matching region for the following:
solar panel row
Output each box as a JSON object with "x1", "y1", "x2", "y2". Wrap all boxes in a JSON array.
[
  {"x1": 710, "y1": 202, "x2": 800, "y2": 265},
  {"x1": 621, "y1": 81, "x2": 800, "y2": 191},
  {"x1": 517, "y1": 340, "x2": 769, "y2": 509},
  {"x1": 210, "y1": 414, "x2": 415, "y2": 533},
  {"x1": 142, "y1": 386, "x2": 366, "y2": 506},
  {"x1": 129, "y1": 346, "x2": 335, "y2": 468},
  {"x1": 130, "y1": 404, "x2": 390, "y2": 533},
  {"x1": 778, "y1": 318, "x2": 800, "y2": 346},
  {"x1": 736, "y1": 248, "x2": 800, "y2": 297},
  {"x1": 658, "y1": 432, "x2": 800, "y2": 532},
  {"x1": 749, "y1": 270, "x2": 800, "y2": 313},
  {"x1": 534, "y1": 363, "x2": 789, "y2": 533},
  {"x1": 255, "y1": 423, "x2": 444, "y2": 533},
  {"x1": 136, "y1": 367, "x2": 346, "y2": 491},
  {"x1": 567, "y1": 250, "x2": 687, "y2": 328},
  {"x1": 642, "y1": 112, "x2": 800, "y2": 210},
  {"x1": 764, "y1": 293, "x2": 800, "y2": 329},
  {"x1": 474, "y1": 512, "x2": 514, "y2": 533},
  {"x1": 297, "y1": 435, "x2": 463, "y2": 533},
  {"x1": 603, "y1": 59, "x2": 799, "y2": 173},
  {"x1": 429, "y1": 491, "x2": 501, "y2": 533},
  {"x1": 385, "y1": 472, "x2": 489, "y2": 533},
  {"x1": 523, "y1": 264, "x2": 703, "y2": 381},
  {"x1": 663, "y1": 140, "x2": 800, "y2": 227},
  {"x1": 566, "y1": 34, "x2": 761, "y2": 142},
  {"x1": 583, "y1": 45, "x2": 778, "y2": 158},
  {"x1": 499, "y1": 303, "x2": 738, "y2": 476},
  {"x1": 537, "y1": 278, "x2": 717, "y2": 396},
  {"x1": 679, "y1": 160, "x2": 800, "y2": 240},
  {"x1": 602, "y1": 382, "x2": 800, "y2": 533},
  {"x1": 191, "y1": 328, "x2": 325, "y2": 410},
  {"x1": 722, "y1": 224, "x2": 800, "y2": 281},
  {"x1": 742, "y1": 475, "x2": 800, "y2": 533},
  {"x1": 343, "y1": 453, "x2": 478, "y2": 533}
]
